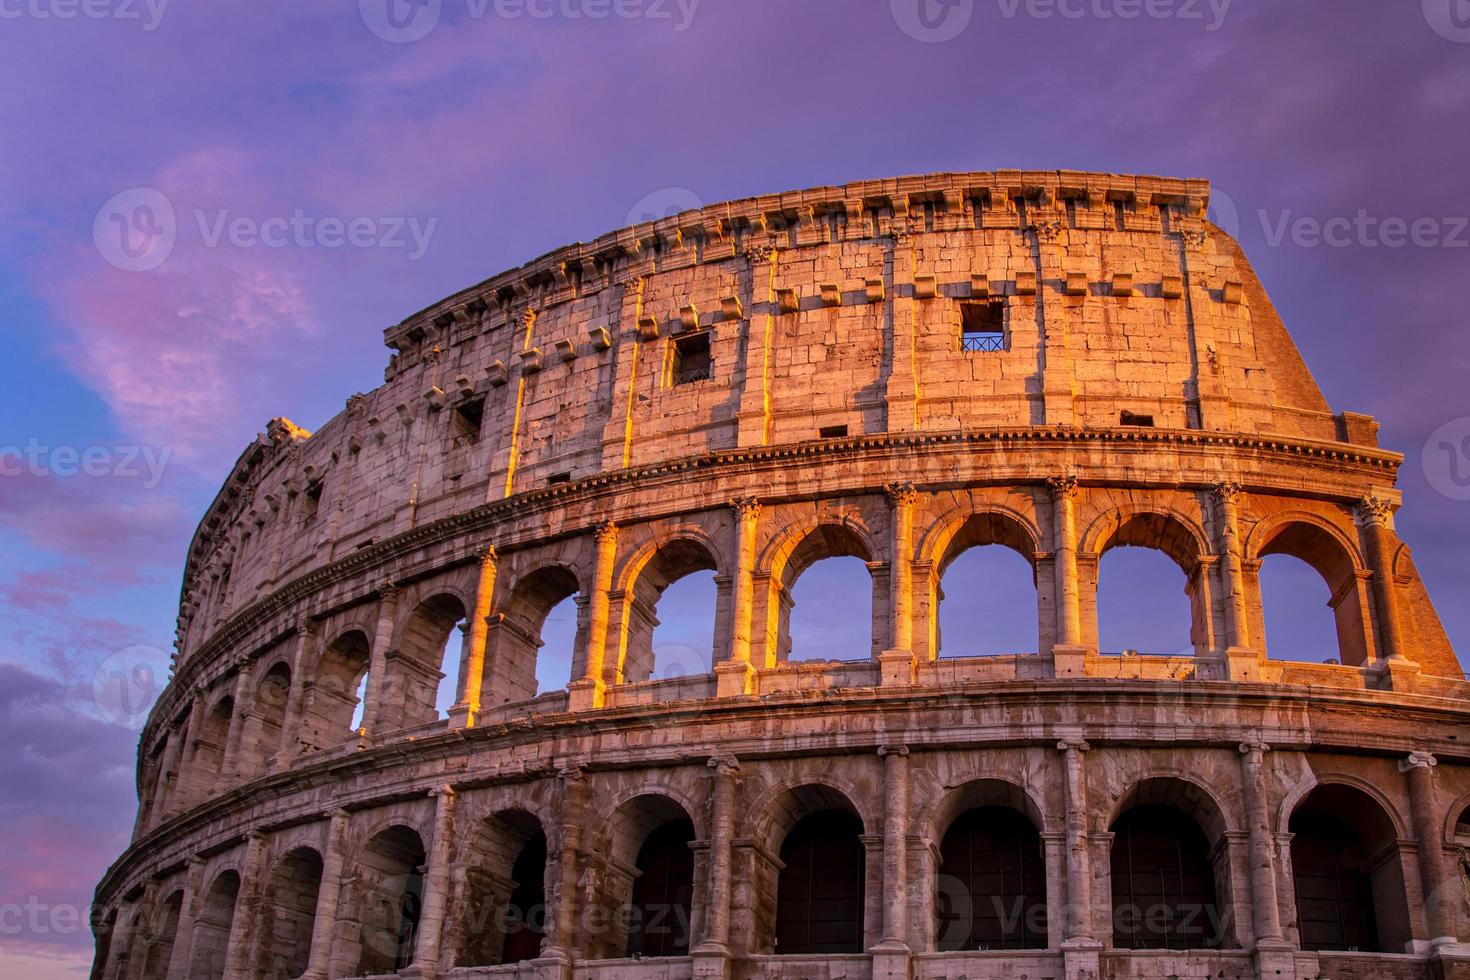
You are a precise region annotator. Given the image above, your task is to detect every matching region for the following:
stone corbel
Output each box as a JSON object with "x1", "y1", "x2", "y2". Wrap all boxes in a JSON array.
[
  {"x1": 912, "y1": 274, "x2": 937, "y2": 300},
  {"x1": 1065, "y1": 272, "x2": 1089, "y2": 296},
  {"x1": 637, "y1": 314, "x2": 660, "y2": 342},
  {"x1": 516, "y1": 348, "x2": 544, "y2": 374},
  {"x1": 554, "y1": 338, "x2": 577, "y2": 363},
  {"x1": 1161, "y1": 275, "x2": 1184, "y2": 299},
  {"x1": 485, "y1": 360, "x2": 509, "y2": 386},
  {"x1": 587, "y1": 325, "x2": 612, "y2": 351},
  {"x1": 1112, "y1": 273, "x2": 1134, "y2": 296},
  {"x1": 819, "y1": 282, "x2": 842, "y2": 308}
]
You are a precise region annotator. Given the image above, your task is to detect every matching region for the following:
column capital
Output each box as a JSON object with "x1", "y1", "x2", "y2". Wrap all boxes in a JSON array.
[
  {"x1": 884, "y1": 481, "x2": 919, "y2": 507},
  {"x1": 1047, "y1": 474, "x2": 1081, "y2": 499},
  {"x1": 730, "y1": 496, "x2": 762, "y2": 521},
  {"x1": 1057, "y1": 738, "x2": 1090, "y2": 753},
  {"x1": 296, "y1": 617, "x2": 319, "y2": 638},
  {"x1": 429, "y1": 784, "x2": 457, "y2": 800},
  {"x1": 592, "y1": 520, "x2": 619, "y2": 544},
  {"x1": 1238, "y1": 740, "x2": 1270, "y2": 757},
  {"x1": 558, "y1": 761, "x2": 588, "y2": 782},
  {"x1": 1355, "y1": 495, "x2": 1397, "y2": 528},
  {"x1": 1401, "y1": 750, "x2": 1438, "y2": 772},
  {"x1": 878, "y1": 743, "x2": 910, "y2": 759},
  {"x1": 707, "y1": 755, "x2": 740, "y2": 776},
  {"x1": 377, "y1": 580, "x2": 399, "y2": 602},
  {"x1": 473, "y1": 544, "x2": 499, "y2": 567},
  {"x1": 1212, "y1": 482, "x2": 1244, "y2": 506}
]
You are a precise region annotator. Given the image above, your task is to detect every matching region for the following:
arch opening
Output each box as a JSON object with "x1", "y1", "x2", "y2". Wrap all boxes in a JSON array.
[
  {"x1": 936, "y1": 519, "x2": 1040, "y2": 657},
  {"x1": 936, "y1": 805, "x2": 1047, "y2": 950},
  {"x1": 303, "y1": 630, "x2": 370, "y2": 752},
  {"x1": 585, "y1": 794, "x2": 697, "y2": 959},
  {"x1": 350, "y1": 825, "x2": 427, "y2": 977},
  {"x1": 252, "y1": 846, "x2": 322, "y2": 980},
  {"x1": 1289, "y1": 784, "x2": 1409, "y2": 952},
  {"x1": 490, "y1": 566, "x2": 580, "y2": 704},
  {"x1": 191, "y1": 696, "x2": 235, "y2": 803},
  {"x1": 1095, "y1": 513, "x2": 1206, "y2": 657},
  {"x1": 626, "y1": 539, "x2": 719, "y2": 683},
  {"x1": 185, "y1": 870, "x2": 240, "y2": 980},
  {"x1": 774, "y1": 809, "x2": 866, "y2": 954},
  {"x1": 395, "y1": 593, "x2": 469, "y2": 730},
  {"x1": 456, "y1": 809, "x2": 547, "y2": 967},
  {"x1": 140, "y1": 889, "x2": 184, "y2": 979},
  {"x1": 1257, "y1": 522, "x2": 1369, "y2": 666},
  {"x1": 247, "y1": 662, "x2": 292, "y2": 780}
]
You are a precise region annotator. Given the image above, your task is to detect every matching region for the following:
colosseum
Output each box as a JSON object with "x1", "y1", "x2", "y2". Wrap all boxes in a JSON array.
[{"x1": 93, "y1": 170, "x2": 1470, "y2": 980}]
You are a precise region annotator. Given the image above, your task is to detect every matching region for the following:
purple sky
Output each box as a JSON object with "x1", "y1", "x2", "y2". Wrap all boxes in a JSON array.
[{"x1": 3, "y1": 1, "x2": 1469, "y2": 974}]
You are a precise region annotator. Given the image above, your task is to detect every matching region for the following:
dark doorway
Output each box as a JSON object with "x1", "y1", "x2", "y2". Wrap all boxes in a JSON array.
[
  {"x1": 1110, "y1": 805, "x2": 1220, "y2": 950},
  {"x1": 1290, "y1": 811, "x2": 1381, "y2": 951},
  {"x1": 627, "y1": 818, "x2": 695, "y2": 956},
  {"x1": 936, "y1": 806, "x2": 1047, "y2": 950},
  {"x1": 502, "y1": 834, "x2": 547, "y2": 964},
  {"x1": 775, "y1": 810, "x2": 865, "y2": 954}
]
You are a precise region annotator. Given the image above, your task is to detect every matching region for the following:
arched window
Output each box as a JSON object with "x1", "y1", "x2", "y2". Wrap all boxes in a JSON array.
[
  {"x1": 456, "y1": 810, "x2": 547, "y2": 967},
  {"x1": 186, "y1": 870, "x2": 240, "y2": 980},
  {"x1": 396, "y1": 593, "x2": 468, "y2": 729},
  {"x1": 253, "y1": 847, "x2": 322, "y2": 979},
  {"x1": 247, "y1": 662, "x2": 292, "y2": 779},
  {"x1": 190, "y1": 697, "x2": 235, "y2": 804},
  {"x1": 775, "y1": 810, "x2": 866, "y2": 954},
  {"x1": 626, "y1": 539, "x2": 719, "y2": 683},
  {"x1": 351, "y1": 826, "x2": 426, "y2": 976},
  {"x1": 1254, "y1": 521, "x2": 1369, "y2": 666},
  {"x1": 1094, "y1": 513, "x2": 1204, "y2": 657},
  {"x1": 304, "y1": 630, "x2": 370, "y2": 750},
  {"x1": 141, "y1": 890, "x2": 184, "y2": 978},
  {"x1": 627, "y1": 818, "x2": 696, "y2": 956},
  {"x1": 775, "y1": 525, "x2": 875, "y2": 665},
  {"x1": 936, "y1": 806, "x2": 1047, "y2": 950},
  {"x1": 934, "y1": 513, "x2": 1040, "y2": 658},
  {"x1": 493, "y1": 566, "x2": 580, "y2": 703},
  {"x1": 1289, "y1": 784, "x2": 1410, "y2": 952},
  {"x1": 1109, "y1": 805, "x2": 1220, "y2": 950}
]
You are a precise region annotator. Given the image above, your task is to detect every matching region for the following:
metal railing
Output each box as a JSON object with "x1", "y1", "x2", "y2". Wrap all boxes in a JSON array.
[
  {"x1": 962, "y1": 333, "x2": 1006, "y2": 353},
  {"x1": 674, "y1": 363, "x2": 713, "y2": 385}
]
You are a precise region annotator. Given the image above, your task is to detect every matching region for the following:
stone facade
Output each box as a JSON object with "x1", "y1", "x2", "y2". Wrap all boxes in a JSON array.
[{"x1": 93, "y1": 171, "x2": 1470, "y2": 980}]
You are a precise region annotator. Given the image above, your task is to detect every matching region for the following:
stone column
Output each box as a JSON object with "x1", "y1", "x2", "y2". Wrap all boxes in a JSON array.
[
  {"x1": 1213, "y1": 485, "x2": 1255, "y2": 656},
  {"x1": 693, "y1": 756, "x2": 739, "y2": 980},
  {"x1": 1356, "y1": 497, "x2": 1406, "y2": 663},
  {"x1": 873, "y1": 745, "x2": 912, "y2": 974},
  {"x1": 544, "y1": 764, "x2": 590, "y2": 962},
  {"x1": 1402, "y1": 752, "x2": 1458, "y2": 946},
  {"x1": 362, "y1": 582, "x2": 399, "y2": 735},
  {"x1": 274, "y1": 620, "x2": 319, "y2": 771},
  {"x1": 408, "y1": 787, "x2": 458, "y2": 976},
  {"x1": 221, "y1": 668, "x2": 253, "y2": 782},
  {"x1": 302, "y1": 809, "x2": 352, "y2": 980},
  {"x1": 717, "y1": 499, "x2": 761, "y2": 697},
  {"x1": 450, "y1": 548, "x2": 498, "y2": 729},
  {"x1": 879, "y1": 483, "x2": 919, "y2": 686},
  {"x1": 150, "y1": 719, "x2": 187, "y2": 825},
  {"x1": 1238, "y1": 742, "x2": 1285, "y2": 946},
  {"x1": 1057, "y1": 738, "x2": 1095, "y2": 942},
  {"x1": 1048, "y1": 476, "x2": 1087, "y2": 677},
  {"x1": 163, "y1": 857, "x2": 207, "y2": 980},
  {"x1": 221, "y1": 832, "x2": 269, "y2": 980},
  {"x1": 569, "y1": 523, "x2": 618, "y2": 711}
]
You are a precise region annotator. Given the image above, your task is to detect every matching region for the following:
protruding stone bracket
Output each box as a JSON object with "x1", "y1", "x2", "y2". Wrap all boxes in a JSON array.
[
  {"x1": 485, "y1": 360, "x2": 509, "y2": 386},
  {"x1": 1161, "y1": 275, "x2": 1185, "y2": 299},
  {"x1": 587, "y1": 325, "x2": 612, "y2": 351}
]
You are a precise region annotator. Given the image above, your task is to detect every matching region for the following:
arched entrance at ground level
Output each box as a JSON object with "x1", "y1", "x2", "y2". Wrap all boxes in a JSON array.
[
  {"x1": 349, "y1": 826, "x2": 426, "y2": 977},
  {"x1": 140, "y1": 890, "x2": 184, "y2": 978},
  {"x1": 455, "y1": 809, "x2": 548, "y2": 968},
  {"x1": 1109, "y1": 805, "x2": 1221, "y2": 950},
  {"x1": 936, "y1": 806, "x2": 1047, "y2": 950},
  {"x1": 251, "y1": 846, "x2": 323, "y2": 979},
  {"x1": 583, "y1": 794, "x2": 698, "y2": 959},
  {"x1": 775, "y1": 809, "x2": 866, "y2": 953},
  {"x1": 185, "y1": 870, "x2": 240, "y2": 980},
  {"x1": 1289, "y1": 784, "x2": 1410, "y2": 952}
]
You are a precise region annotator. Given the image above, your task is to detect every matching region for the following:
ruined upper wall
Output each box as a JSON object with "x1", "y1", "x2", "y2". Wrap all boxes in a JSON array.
[{"x1": 172, "y1": 170, "x2": 1380, "y2": 661}]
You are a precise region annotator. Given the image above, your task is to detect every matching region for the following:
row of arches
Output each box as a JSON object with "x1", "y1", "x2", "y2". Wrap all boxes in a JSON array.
[{"x1": 105, "y1": 771, "x2": 1431, "y2": 980}]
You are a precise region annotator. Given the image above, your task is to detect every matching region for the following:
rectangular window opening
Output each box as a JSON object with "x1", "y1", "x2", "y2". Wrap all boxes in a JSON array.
[
  {"x1": 673, "y1": 331, "x2": 712, "y2": 385},
  {"x1": 819, "y1": 425, "x2": 849, "y2": 440},
  {"x1": 1120, "y1": 411, "x2": 1156, "y2": 428},
  {"x1": 961, "y1": 300, "x2": 1008, "y2": 353},
  {"x1": 454, "y1": 398, "x2": 485, "y2": 444},
  {"x1": 548, "y1": 472, "x2": 572, "y2": 486}
]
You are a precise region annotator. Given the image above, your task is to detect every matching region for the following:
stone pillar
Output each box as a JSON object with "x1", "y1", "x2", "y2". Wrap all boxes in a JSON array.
[
  {"x1": 450, "y1": 548, "x2": 498, "y2": 729},
  {"x1": 163, "y1": 857, "x2": 207, "y2": 980},
  {"x1": 693, "y1": 756, "x2": 739, "y2": 980},
  {"x1": 302, "y1": 809, "x2": 352, "y2": 980},
  {"x1": 274, "y1": 620, "x2": 319, "y2": 771},
  {"x1": 1048, "y1": 477, "x2": 1087, "y2": 677},
  {"x1": 1213, "y1": 486, "x2": 1257, "y2": 678},
  {"x1": 873, "y1": 745, "x2": 912, "y2": 977},
  {"x1": 569, "y1": 523, "x2": 618, "y2": 711},
  {"x1": 1356, "y1": 497, "x2": 1407, "y2": 664},
  {"x1": 221, "y1": 668, "x2": 253, "y2": 783},
  {"x1": 717, "y1": 499, "x2": 761, "y2": 697},
  {"x1": 220, "y1": 832, "x2": 269, "y2": 980},
  {"x1": 544, "y1": 764, "x2": 590, "y2": 963},
  {"x1": 1057, "y1": 738, "x2": 1099, "y2": 951},
  {"x1": 879, "y1": 482, "x2": 919, "y2": 686},
  {"x1": 362, "y1": 582, "x2": 399, "y2": 735},
  {"x1": 407, "y1": 787, "x2": 458, "y2": 977},
  {"x1": 1237, "y1": 742, "x2": 1284, "y2": 947},
  {"x1": 1402, "y1": 752, "x2": 1459, "y2": 947},
  {"x1": 151, "y1": 718, "x2": 187, "y2": 825}
]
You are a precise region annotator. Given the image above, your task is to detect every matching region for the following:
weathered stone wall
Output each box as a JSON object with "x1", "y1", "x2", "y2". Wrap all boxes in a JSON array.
[{"x1": 95, "y1": 172, "x2": 1470, "y2": 980}]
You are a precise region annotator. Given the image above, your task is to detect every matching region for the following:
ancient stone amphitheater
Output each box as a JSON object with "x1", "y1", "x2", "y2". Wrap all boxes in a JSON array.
[{"x1": 94, "y1": 170, "x2": 1470, "y2": 980}]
